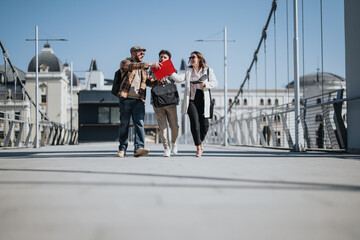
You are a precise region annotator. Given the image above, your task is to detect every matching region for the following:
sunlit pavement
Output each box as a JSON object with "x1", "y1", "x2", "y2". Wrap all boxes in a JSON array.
[{"x1": 1, "y1": 142, "x2": 360, "y2": 240}]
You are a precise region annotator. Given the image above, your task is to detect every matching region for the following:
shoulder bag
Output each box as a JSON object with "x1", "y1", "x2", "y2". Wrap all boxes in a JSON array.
[{"x1": 151, "y1": 83, "x2": 179, "y2": 108}]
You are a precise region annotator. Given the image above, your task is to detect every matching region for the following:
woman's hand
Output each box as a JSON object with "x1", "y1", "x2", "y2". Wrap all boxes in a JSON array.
[{"x1": 198, "y1": 82, "x2": 206, "y2": 87}]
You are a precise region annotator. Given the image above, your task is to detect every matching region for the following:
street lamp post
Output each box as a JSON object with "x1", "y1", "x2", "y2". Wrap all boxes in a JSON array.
[
  {"x1": 293, "y1": 0, "x2": 301, "y2": 152},
  {"x1": 195, "y1": 26, "x2": 235, "y2": 146},
  {"x1": 26, "y1": 27, "x2": 68, "y2": 148},
  {"x1": 35, "y1": 26, "x2": 39, "y2": 148},
  {"x1": 70, "y1": 61, "x2": 73, "y2": 144}
]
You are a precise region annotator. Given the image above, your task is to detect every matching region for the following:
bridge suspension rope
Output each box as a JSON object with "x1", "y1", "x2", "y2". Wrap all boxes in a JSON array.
[
  {"x1": 320, "y1": 0, "x2": 324, "y2": 101},
  {"x1": 301, "y1": 0, "x2": 306, "y2": 99},
  {"x1": 0, "y1": 40, "x2": 50, "y2": 122},
  {"x1": 226, "y1": 0, "x2": 278, "y2": 116}
]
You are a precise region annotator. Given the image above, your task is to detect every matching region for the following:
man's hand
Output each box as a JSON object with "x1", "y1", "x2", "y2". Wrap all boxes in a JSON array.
[
  {"x1": 149, "y1": 76, "x2": 156, "y2": 82},
  {"x1": 159, "y1": 78, "x2": 166, "y2": 83},
  {"x1": 150, "y1": 62, "x2": 162, "y2": 69}
]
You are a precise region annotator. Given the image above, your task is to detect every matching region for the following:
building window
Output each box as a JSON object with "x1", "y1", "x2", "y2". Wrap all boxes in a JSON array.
[
  {"x1": 14, "y1": 131, "x2": 20, "y2": 142},
  {"x1": 229, "y1": 99, "x2": 232, "y2": 104},
  {"x1": 98, "y1": 107, "x2": 110, "y2": 123},
  {"x1": 41, "y1": 95, "x2": 46, "y2": 103},
  {"x1": 110, "y1": 107, "x2": 120, "y2": 124},
  {"x1": 275, "y1": 99, "x2": 279, "y2": 106},
  {"x1": 236, "y1": 99, "x2": 240, "y2": 105},
  {"x1": 275, "y1": 131, "x2": 281, "y2": 145},
  {"x1": 212, "y1": 99, "x2": 216, "y2": 106},
  {"x1": 0, "y1": 131, "x2": 4, "y2": 139},
  {"x1": 39, "y1": 64, "x2": 49, "y2": 72},
  {"x1": 244, "y1": 98, "x2": 247, "y2": 106},
  {"x1": 274, "y1": 115, "x2": 280, "y2": 122},
  {"x1": 98, "y1": 106, "x2": 120, "y2": 124},
  {"x1": 315, "y1": 114, "x2": 323, "y2": 122},
  {"x1": 90, "y1": 84, "x2": 97, "y2": 90},
  {"x1": 260, "y1": 99, "x2": 264, "y2": 105},
  {"x1": 317, "y1": 98, "x2": 321, "y2": 104},
  {"x1": 15, "y1": 112, "x2": 20, "y2": 120},
  {"x1": 267, "y1": 99, "x2": 272, "y2": 105},
  {"x1": 262, "y1": 117, "x2": 267, "y2": 122}
]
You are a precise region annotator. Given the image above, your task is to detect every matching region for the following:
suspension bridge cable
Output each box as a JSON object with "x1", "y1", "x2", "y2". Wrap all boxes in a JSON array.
[
  {"x1": 302, "y1": 0, "x2": 306, "y2": 99},
  {"x1": 320, "y1": 0, "x2": 324, "y2": 100},
  {"x1": 226, "y1": 0, "x2": 278, "y2": 115},
  {"x1": 286, "y1": 0, "x2": 291, "y2": 135},
  {"x1": 301, "y1": 0, "x2": 306, "y2": 146},
  {"x1": 0, "y1": 40, "x2": 50, "y2": 122},
  {"x1": 203, "y1": 30, "x2": 224, "y2": 40},
  {"x1": 255, "y1": 58, "x2": 258, "y2": 144},
  {"x1": 286, "y1": 0, "x2": 290, "y2": 103},
  {"x1": 274, "y1": 6, "x2": 278, "y2": 145},
  {"x1": 264, "y1": 35, "x2": 267, "y2": 111}
]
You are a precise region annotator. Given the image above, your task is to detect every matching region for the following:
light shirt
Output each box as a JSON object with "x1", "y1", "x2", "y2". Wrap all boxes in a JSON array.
[
  {"x1": 190, "y1": 68, "x2": 206, "y2": 100},
  {"x1": 127, "y1": 69, "x2": 141, "y2": 99}
]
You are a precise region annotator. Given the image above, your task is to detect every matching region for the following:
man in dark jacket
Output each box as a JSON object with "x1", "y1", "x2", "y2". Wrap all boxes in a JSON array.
[{"x1": 116, "y1": 46, "x2": 161, "y2": 158}]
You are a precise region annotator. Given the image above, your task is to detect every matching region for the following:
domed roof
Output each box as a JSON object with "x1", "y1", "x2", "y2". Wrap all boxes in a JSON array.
[
  {"x1": 0, "y1": 65, "x2": 26, "y2": 85},
  {"x1": 286, "y1": 72, "x2": 345, "y2": 89},
  {"x1": 64, "y1": 68, "x2": 80, "y2": 86},
  {"x1": 28, "y1": 43, "x2": 63, "y2": 72}
]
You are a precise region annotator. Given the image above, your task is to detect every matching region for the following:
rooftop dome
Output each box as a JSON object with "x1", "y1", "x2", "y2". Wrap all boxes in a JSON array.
[
  {"x1": 0, "y1": 65, "x2": 26, "y2": 85},
  {"x1": 286, "y1": 72, "x2": 345, "y2": 89},
  {"x1": 28, "y1": 43, "x2": 63, "y2": 72},
  {"x1": 64, "y1": 68, "x2": 80, "y2": 86}
]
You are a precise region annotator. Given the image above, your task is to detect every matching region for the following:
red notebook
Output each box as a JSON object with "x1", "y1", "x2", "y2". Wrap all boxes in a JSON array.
[{"x1": 151, "y1": 59, "x2": 176, "y2": 80}]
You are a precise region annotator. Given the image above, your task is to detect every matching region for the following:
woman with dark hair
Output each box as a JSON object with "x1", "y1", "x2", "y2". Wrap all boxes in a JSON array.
[{"x1": 171, "y1": 51, "x2": 218, "y2": 157}]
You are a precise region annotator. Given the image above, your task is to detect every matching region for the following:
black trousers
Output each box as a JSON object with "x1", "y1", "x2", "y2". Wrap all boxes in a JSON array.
[{"x1": 187, "y1": 89, "x2": 209, "y2": 146}]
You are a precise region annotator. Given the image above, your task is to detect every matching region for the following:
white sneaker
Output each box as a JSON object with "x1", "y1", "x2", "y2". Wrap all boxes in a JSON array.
[
  {"x1": 171, "y1": 143, "x2": 178, "y2": 155},
  {"x1": 164, "y1": 148, "x2": 171, "y2": 157}
]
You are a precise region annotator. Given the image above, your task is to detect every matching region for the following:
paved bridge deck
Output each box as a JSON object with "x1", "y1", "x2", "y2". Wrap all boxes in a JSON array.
[{"x1": 1, "y1": 143, "x2": 360, "y2": 240}]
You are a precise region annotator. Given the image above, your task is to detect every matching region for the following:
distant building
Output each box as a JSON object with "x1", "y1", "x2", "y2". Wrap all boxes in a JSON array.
[
  {"x1": 0, "y1": 65, "x2": 29, "y2": 146},
  {"x1": 205, "y1": 71, "x2": 346, "y2": 147},
  {"x1": 0, "y1": 43, "x2": 80, "y2": 146},
  {"x1": 26, "y1": 43, "x2": 80, "y2": 127}
]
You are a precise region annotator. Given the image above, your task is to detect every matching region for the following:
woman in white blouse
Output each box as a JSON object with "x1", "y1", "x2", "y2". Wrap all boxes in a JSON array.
[{"x1": 171, "y1": 51, "x2": 218, "y2": 157}]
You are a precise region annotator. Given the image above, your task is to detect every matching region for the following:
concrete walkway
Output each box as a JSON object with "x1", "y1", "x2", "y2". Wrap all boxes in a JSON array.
[{"x1": 1, "y1": 142, "x2": 360, "y2": 240}]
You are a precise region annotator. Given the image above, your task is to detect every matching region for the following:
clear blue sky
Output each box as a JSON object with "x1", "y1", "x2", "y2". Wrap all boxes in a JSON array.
[{"x1": 1, "y1": 0, "x2": 345, "y2": 90}]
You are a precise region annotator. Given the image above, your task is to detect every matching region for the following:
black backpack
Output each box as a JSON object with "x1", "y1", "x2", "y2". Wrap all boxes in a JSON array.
[{"x1": 111, "y1": 69, "x2": 126, "y2": 97}]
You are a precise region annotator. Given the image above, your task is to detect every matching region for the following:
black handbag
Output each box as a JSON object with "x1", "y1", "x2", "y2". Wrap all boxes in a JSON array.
[
  {"x1": 204, "y1": 68, "x2": 214, "y2": 119},
  {"x1": 151, "y1": 83, "x2": 179, "y2": 108},
  {"x1": 209, "y1": 88, "x2": 214, "y2": 119}
]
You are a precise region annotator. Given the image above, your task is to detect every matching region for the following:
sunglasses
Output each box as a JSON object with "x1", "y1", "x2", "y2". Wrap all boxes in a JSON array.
[
  {"x1": 189, "y1": 56, "x2": 196, "y2": 60},
  {"x1": 137, "y1": 52, "x2": 145, "y2": 56}
]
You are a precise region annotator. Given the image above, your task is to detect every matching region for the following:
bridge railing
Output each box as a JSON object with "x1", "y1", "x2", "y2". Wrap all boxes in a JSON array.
[
  {"x1": 207, "y1": 89, "x2": 358, "y2": 151},
  {"x1": 0, "y1": 111, "x2": 78, "y2": 148}
]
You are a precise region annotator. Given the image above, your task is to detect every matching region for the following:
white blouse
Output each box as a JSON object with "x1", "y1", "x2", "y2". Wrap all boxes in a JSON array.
[{"x1": 190, "y1": 68, "x2": 206, "y2": 100}]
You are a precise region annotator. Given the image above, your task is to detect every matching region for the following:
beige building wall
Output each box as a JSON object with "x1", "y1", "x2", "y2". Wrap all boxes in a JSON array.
[{"x1": 26, "y1": 72, "x2": 69, "y2": 126}]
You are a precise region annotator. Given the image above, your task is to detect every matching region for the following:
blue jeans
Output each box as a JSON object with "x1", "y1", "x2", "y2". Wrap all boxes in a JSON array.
[{"x1": 118, "y1": 98, "x2": 145, "y2": 152}]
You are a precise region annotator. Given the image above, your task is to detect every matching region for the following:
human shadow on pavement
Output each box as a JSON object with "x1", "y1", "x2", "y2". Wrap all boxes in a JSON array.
[
  {"x1": 1, "y1": 149, "x2": 359, "y2": 160},
  {"x1": 1, "y1": 168, "x2": 360, "y2": 192}
]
